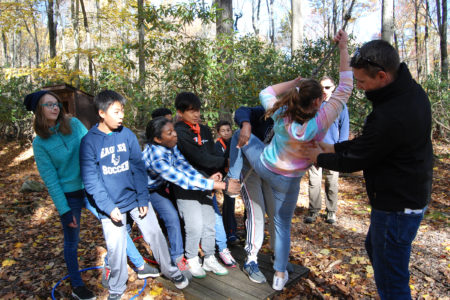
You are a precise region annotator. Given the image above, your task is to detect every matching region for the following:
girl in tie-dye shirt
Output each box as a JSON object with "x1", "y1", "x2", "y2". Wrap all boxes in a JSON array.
[{"x1": 227, "y1": 29, "x2": 353, "y2": 290}]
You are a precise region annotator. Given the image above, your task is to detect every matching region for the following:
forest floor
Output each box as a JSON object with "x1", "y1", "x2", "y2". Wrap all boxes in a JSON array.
[{"x1": 0, "y1": 140, "x2": 448, "y2": 300}]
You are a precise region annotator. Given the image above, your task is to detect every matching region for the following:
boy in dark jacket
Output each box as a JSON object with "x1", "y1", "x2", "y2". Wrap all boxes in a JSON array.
[
  {"x1": 173, "y1": 92, "x2": 237, "y2": 278},
  {"x1": 80, "y1": 91, "x2": 188, "y2": 299}
]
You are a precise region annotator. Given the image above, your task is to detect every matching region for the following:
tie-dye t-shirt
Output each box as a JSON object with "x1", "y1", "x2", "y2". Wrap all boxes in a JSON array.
[{"x1": 260, "y1": 71, "x2": 353, "y2": 177}]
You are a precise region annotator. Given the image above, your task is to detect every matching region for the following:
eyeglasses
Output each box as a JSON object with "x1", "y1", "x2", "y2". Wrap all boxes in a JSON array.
[
  {"x1": 353, "y1": 48, "x2": 385, "y2": 71},
  {"x1": 42, "y1": 102, "x2": 62, "y2": 109}
]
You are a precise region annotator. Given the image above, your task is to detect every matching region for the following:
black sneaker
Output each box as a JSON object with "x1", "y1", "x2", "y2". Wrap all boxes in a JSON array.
[
  {"x1": 107, "y1": 294, "x2": 122, "y2": 300},
  {"x1": 72, "y1": 286, "x2": 96, "y2": 300},
  {"x1": 137, "y1": 263, "x2": 161, "y2": 279},
  {"x1": 304, "y1": 211, "x2": 319, "y2": 224}
]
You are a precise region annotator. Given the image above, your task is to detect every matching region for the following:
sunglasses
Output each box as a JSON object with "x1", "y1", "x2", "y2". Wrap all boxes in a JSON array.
[
  {"x1": 353, "y1": 48, "x2": 385, "y2": 71},
  {"x1": 42, "y1": 102, "x2": 62, "y2": 109}
]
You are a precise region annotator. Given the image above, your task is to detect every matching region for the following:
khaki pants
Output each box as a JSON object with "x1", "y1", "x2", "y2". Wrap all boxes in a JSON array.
[{"x1": 308, "y1": 165, "x2": 339, "y2": 213}]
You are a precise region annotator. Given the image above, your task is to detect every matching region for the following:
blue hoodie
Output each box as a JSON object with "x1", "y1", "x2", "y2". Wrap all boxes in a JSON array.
[{"x1": 80, "y1": 124, "x2": 149, "y2": 218}]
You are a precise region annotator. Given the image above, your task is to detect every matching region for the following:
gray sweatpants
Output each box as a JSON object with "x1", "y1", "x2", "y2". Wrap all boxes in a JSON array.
[
  {"x1": 241, "y1": 157, "x2": 275, "y2": 262},
  {"x1": 177, "y1": 198, "x2": 216, "y2": 259},
  {"x1": 101, "y1": 205, "x2": 181, "y2": 295},
  {"x1": 308, "y1": 165, "x2": 339, "y2": 213}
]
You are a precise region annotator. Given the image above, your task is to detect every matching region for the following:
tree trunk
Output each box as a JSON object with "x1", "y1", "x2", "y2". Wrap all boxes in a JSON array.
[
  {"x1": 12, "y1": 31, "x2": 16, "y2": 68},
  {"x1": 252, "y1": 0, "x2": 261, "y2": 35},
  {"x1": 436, "y1": 0, "x2": 448, "y2": 81},
  {"x1": 424, "y1": 0, "x2": 430, "y2": 76},
  {"x1": 291, "y1": 0, "x2": 303, "y2": 53},
  {"x1": 137, "y1": 0, "x2": 145, "y2": 86},
  {"x1": 80, "y1": 0, "x2": 94, "y2": 92},
  {"x1": 72, "y1": 0, "x2": 80, "y2": 87},
  {"x1": 215, "y1": 0, "x2": 234, "y2": 123},
  {"x1": 32, "y1": 18, "x2": 40, "y2": 66},
  {"x1": 47, "y1": 0, "x2": 57, "y2": 58},
  {"x1": 266, "y1": 0, "x2": 274, "y2": 44},
  {"x1": 414, "y1": 0, "x2": 421, "y2": 80},
  {"x1": 381, "y1": 0, "x2": 394, "y2": 43},
  {"x1": 216, "y1": 0, "x2": 233, "y2": 37},
  {"x1": 23, "y1": 16, "x2": 40, "y2": 67},
  {"x1": 96, "y1": 0, "x2": 102, "y2": 46},
  {"x1": 1, "y1": 32, "x2": 8, "y2": 66},
  {"x1": 332, "y1": 0, "x2": 337, "y2": 35},
  {"x1": 17, "y1": 31, "x2": 22, "y2": 67},
  {"x1": 393, "y1": 0, "x2": 399, "y2": 51}
]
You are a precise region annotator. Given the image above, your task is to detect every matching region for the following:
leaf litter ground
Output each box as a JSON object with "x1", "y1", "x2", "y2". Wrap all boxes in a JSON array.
[{"x1": 0, "y1": 141, "x2": 448, "y2": 299}]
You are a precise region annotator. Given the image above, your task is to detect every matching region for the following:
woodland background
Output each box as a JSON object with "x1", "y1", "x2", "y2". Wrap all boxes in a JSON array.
[
  {"x1": 0, "y1": 0, "x2": 449, "y2": 299},
  {"x1": 0, "y1": 0, "x2": 448, "y2": 138}
]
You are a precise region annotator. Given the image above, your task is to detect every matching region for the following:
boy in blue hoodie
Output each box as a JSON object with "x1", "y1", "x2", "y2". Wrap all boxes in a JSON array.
[{"x1": 80, "y1": 91, "x2": 188, "y2": 299}]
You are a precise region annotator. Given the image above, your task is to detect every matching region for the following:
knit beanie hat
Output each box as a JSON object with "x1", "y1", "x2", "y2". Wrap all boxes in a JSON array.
[{"x1": 24, "y1": 90, "x2": 50, "y2": 113}]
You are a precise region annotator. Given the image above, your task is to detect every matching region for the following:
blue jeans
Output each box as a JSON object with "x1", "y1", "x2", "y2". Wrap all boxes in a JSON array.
[
  {"x1": 149, "y1": 190, "x2": 184, "y2": 262},
  {"x1": 87, "y1": 197, "x2": 144, "y2": 269},
  {"x1": 228, "y1": 131, "x2": 303, "y2": 272},
  {"x1": 212, "y1": 195, "x2": 228, "y2": 251},
  {"x1": 61, "y1": 195, "x2": 86, "y2": 287},
  {"x1": 365, "y1": 208, "x2": 425, "y2": 300}
]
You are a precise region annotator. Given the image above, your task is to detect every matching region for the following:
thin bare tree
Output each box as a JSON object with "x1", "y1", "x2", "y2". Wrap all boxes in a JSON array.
[
  {"x1": 381, "y1": 0, "x2": 394, "y2": 43},
  {"x1": 436, "y1": 0, "x2": 448, "y2": 80},
  {"x1": 291, "y1": 0, "x2": 304, "y2": 53}
]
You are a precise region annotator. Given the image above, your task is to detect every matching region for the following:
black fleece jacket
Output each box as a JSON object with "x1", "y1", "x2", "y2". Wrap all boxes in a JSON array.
[
  {"x1": 172, "y1": 121, "x2": 226, "y2": 201},
  {"x1": 317, "y1": 63, "x2": 433, "y2": 211}
]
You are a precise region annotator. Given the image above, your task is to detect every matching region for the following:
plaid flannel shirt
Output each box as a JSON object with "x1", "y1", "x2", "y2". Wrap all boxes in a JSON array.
[{"x1": 142, "y1": 143, "x2": 214, "y2": 191}]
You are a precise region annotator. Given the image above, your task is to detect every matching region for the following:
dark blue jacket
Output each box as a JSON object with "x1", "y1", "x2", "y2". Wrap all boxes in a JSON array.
[
  {"x1": 80, "y1": 125, "x2": 149, "y2": 218},
  {"x1": 234, "y1": 105, "x2": 274, "y2": 142}
]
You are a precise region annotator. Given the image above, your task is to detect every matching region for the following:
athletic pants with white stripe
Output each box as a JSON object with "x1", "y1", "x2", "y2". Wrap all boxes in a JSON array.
[{"x1": 241, "y1": 157, "x2": 275, "y2": 262}]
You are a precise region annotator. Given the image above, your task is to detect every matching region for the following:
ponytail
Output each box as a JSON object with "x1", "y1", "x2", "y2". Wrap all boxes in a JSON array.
[{"x1": 265, "y1": 78, "x2": 322, "y2": 124}]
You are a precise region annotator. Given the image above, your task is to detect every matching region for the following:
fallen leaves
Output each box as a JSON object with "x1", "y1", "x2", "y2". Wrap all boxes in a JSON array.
[
  {"x1": 1, "y1": 140, "x2": 449, "y2": 299},
  {"x1": 2, "y1": 259, "x2": 16, "y2": 267}
]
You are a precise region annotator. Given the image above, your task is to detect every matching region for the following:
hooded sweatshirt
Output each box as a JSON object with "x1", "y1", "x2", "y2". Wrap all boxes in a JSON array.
[{"x1": 80, "y1": 125, "x2": 149, "y2": 218}]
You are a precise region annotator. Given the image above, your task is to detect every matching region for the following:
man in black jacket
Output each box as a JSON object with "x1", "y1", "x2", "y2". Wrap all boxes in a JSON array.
[{"x1": 304, "y1": 40, "x2": 433, "y2": 299}]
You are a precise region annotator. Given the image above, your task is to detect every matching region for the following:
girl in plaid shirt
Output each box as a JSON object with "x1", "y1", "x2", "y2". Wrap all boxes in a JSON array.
[{"x1": 142, "y1": 117, "x2": 228, "y2": 276}]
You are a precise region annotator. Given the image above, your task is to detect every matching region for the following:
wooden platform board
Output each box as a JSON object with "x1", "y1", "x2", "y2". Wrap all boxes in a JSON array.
[{"x1": 156, "y1": 246, "x2": 309, "y2": 299}]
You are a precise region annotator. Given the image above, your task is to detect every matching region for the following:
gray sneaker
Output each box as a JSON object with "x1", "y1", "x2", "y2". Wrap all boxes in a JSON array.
[
  {"x1": 243, "y1": 261, "x2": 266, "y2": 283},
  {"x1": 172, "y1": 274, "x2": 189, "y2": 289},
  {"x1": 304, "y1": 211, "x2": 319, "y2": 224},
  {"x1": 107, "y1": 294, "x2": 122, "y2": 300},
  {"x1": 326, "y1": 211, "x2": 336, "y2": 224},
  {"x1": 137, "y1": 262, "x2": 161, "y2": 279}
]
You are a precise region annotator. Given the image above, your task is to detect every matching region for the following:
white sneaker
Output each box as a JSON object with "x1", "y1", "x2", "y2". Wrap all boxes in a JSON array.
[
  {"x1": 202, "y1": 255, "x2": 229, "y2": 275},
  {"x1": 187, "y1": 256, "x2": 206, "y2": 278},
  {"x1": 218, "y1": 248, "x2": 236, "y2": 267},
  {"x1": 272, "y1": 271, "x2": 288, "y2": 291},
  {"x1": 172, "y1": 274, "x2": 189, "y2": 289}
]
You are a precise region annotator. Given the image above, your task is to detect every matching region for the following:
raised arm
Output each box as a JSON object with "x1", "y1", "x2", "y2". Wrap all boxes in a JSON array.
[
  {"x1": 259, "y1": 77, "x2": 302, "y2": 111},
  {"x1": 335, "y1": 29, "x2": 351, "y2": 72}
]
